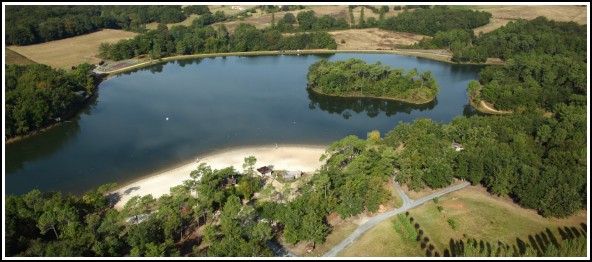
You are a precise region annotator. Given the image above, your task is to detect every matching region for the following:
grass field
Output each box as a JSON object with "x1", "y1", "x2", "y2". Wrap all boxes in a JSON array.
[
  {"x1": 146, "y1": 14, "x2": 201, "y2": 30},
  {"x1": 7, "y1": 29, "x2": 138, "y2": 70},
  {"x1": 341, "y1": 185, "x2": 586, "y2": 257},
  {"x1": 330, "y1": 28, "x2": 426, "y2": 50},
  {"x1": 410, "y1": 185, "x2": 586, "y2": 255},
  {"x1": 471, "y1": 5, "x2": 587, "y2": 34},
  {"x1": 338, "y1": 216, "x2": 425, "y2": 257},
  {"x1": 5, "y1": 48, "x2": 37, "y2": 65}
]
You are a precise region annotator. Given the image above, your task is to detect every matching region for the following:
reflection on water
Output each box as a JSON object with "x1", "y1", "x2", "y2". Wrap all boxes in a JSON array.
[
  {"x1": 5, "y1": 93, "x2": 99, "y2": 173},
  {"x1": 307, "y1": 89, "x2": 437, "y2": 119}
]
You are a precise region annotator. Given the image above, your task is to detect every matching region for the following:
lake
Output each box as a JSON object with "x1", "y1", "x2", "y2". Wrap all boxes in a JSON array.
[{"x1": 5, "y1": 53, "x2": 484, "y2": 195}]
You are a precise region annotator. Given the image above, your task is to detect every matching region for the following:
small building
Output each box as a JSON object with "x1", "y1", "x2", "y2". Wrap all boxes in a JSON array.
[
  {"x1": 283, "y1": 173, "x2": 295, "y2": 181},
  {"x1": 451, "y1": 141, "x2": 464, "y2": 152},
  {"x1": 222, "y1": 176, "x2": 237, "y2": 189},
  {"x1": 125, "y1": 211, "x2": 156, "y2": 225},
  {"x1": 286, "y1": 170, "x2": 303, "y2": 179},
  {"x1": 257, "y1": 166, "x2": 273, "y2": 176}
]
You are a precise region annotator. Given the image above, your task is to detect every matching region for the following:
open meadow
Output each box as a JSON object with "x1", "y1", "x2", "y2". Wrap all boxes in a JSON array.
[
  {"x1": 5, "y1": 48, "x2": 36, "y2": 65},
  {"x1": 340, "y1": 185, "x2": 586, "y2": 257},
  {"x1": 470, "y1": 5, "x2": 587, "y2": 34},
  {"x1": 7, "y1": 29, "x2": 137, "y2": 70}
]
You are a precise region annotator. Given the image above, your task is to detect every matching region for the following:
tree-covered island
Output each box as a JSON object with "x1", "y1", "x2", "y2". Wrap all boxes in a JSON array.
[{"x1": 307, "y1": 58, "x2": 439, "y2": 104}]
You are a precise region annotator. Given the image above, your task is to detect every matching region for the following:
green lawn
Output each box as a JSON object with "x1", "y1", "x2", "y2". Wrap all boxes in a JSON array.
[
  {"x1": 338, "y1": 217, "x2": 425, "y2": 257},
  {"x1": 409, "y1": 186, "x2": 587, "y2": 256},
  {"x1": 340, "y1": 185, "x2": 586, "y2": 257}
]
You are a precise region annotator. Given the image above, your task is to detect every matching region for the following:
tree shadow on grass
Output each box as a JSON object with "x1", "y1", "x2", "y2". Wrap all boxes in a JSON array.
[{"x1": 439, "y1": 226, "x2": 584, "y2": 257}]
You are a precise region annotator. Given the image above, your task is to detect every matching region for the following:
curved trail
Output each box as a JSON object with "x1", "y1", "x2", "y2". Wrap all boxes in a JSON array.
[
  {"x1": 322, "y1": 179, "x2": 470, "y2": 257},
  {"x1": 480, "y1": 100, "x2": 512, "y2": 114}
]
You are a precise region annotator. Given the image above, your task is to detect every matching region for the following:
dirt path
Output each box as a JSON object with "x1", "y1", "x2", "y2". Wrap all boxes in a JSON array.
[{"x1": 480, "y1": 100, "x2": 512, "y2": 114}]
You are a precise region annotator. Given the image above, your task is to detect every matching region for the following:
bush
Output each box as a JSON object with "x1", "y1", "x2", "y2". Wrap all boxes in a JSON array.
[{"x1": 448, "y1": 218, "x2": 457, "y2": 230}]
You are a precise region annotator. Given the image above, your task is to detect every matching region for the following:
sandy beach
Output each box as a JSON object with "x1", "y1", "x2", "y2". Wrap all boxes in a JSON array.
[{"x1": 110, "y1": 145, "x2": 328, "y2": 210}]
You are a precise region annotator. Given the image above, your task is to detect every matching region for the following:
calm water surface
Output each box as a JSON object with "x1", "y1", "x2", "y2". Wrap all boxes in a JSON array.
[{"x1": 5, "y1": 53, "x2": 484, "y2": 195}]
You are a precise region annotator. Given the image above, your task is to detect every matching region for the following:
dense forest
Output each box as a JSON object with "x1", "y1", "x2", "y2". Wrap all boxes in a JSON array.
[
  {"x1": 98, "y1": 22, "x2": 337, "y2": 61},
  {"x1": 380, "y1": 6, "x2": 492, "y2": 36},
  {"x1": 412, "y1": 16, "x2": 587, "y2": 63},
  {"x1": 307, "y1": 58, "x2": 439, "y2": 104},
  {"x1": 5, "y1": 5, "x2": 200, "y2": 45},
  {"x1": 474, "y1": 53, "x2": 586, "y2": 111},
  {"x1": 5, "y1": 64, "x2": 97, "y2": 138},
  {"x1": 5, "y1": 160, "x2": 276, "y2": 257},
  {"x1": 274, "y1": 10, "x2": 349, "y2": 32},
  {"x1": 473, "y1": 17, "x2": 587, "y2": 62}
]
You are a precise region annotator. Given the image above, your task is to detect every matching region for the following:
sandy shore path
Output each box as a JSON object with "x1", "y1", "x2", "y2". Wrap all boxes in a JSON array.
[{"x1": 110, "y1": 145, "x2": 328, "y2": 210}]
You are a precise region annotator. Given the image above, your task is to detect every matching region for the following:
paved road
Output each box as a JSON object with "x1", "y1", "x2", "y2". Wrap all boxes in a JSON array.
[
  {"x1": 268, "y1": 240, "x2": 296, "y2": 257},
  {"x1": 322, "y1": 179, "x2": 470, "y2": 257}
]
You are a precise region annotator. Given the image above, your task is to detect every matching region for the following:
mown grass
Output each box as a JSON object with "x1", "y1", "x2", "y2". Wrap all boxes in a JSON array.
[
  {"x1": 409, "y1": 186, "x2": 587, "y2": 255},
  {"x1": 338, "y1": 185, "x2": 585, "y2": 257},
  {"x1": 5, "y1": 48, "x2": 37, "y2": 65},
  {"x1": 338, "y1": 216, "x2": 424, "y2": 257}
]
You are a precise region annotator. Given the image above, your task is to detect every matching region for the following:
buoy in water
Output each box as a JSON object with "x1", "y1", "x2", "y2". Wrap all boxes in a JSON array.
[{"x1": 166, "y1": 117, "x2": 169, "y2": 121}]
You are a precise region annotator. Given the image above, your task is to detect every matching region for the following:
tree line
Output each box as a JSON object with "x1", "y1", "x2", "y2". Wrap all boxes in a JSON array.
[
  {"x1": 412, "y1": 16, "x2": 587, "y2": 63},
  {"x1": 307, "y1": 58, "x2": 439, "y2": 104},
  {"x1": 474, "y1": 16, "x2": 586, "y2": 62},
  {"x1": 379, "y1": 6, "x2": 491, "y2": 36},
  {"x1": 407, "y1": 29, "x2": 488, "y2": 63},
  {"x1": 5, "y1": 5, "x2": 198, "y2": 45},
  {"x1": 98, "y1": 22, "x2": 337, "y2": 61},
  {"x1": 5, "y1": 63, "x2": 97, "y2": 138}
]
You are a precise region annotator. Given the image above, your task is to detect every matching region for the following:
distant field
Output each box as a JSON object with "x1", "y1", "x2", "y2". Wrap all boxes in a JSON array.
[
  {"x1": 472, "y1": 5, "x2": 587, "y2": 34},
  {"x1": 147, "y1": 5, "x2": 259, "y2": 30},
  {"x1": 343, "y1": 185, "x2": 587, "y2": 257},
  {"x1": 7, "y1": 29, "x2": 138, "y2": 70},
  {"x1": 146, "y1": 14, "x2": 201, "y2": 30},
  {"x1": 350, "y1": 5, "x2": 402, "y2": 24},
  {"x1": 209, "y1": 5, "x2": 257, "y2": 16},
  {"x1": 5, "y1": 48, "x2": 36, "y2": 65},
  {"x1": 330, "y1": 28, "x2": 426, "y2": 50}
]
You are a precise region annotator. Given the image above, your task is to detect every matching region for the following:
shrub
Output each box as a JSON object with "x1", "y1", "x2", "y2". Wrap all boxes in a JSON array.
[{"x1": 448, "y1": 218, "x2": 457, "y2": 230}]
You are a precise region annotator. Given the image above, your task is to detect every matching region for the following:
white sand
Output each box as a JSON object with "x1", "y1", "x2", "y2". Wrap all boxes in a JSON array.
[{"x1": 111, "y1": 145, "x2": 328, "y2": 210}]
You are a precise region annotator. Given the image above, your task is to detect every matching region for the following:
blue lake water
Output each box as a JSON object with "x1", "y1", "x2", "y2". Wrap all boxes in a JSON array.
[{"x1": 5, "y1": 53, "x2": 484, "y2": 195}]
